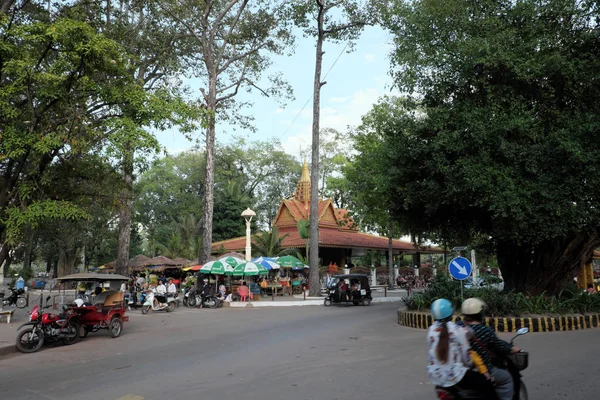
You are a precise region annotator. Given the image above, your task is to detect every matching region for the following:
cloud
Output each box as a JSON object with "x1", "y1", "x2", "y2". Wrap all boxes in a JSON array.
[
  {"x1": 275, "y1": 107, "x2": 285, "y2": 114},
  {"x1": 364, "y1": 53, "x2": 375, "y2": 63},
  {"x1": 328, "y1": 96, "x2": 350, "y2": 104},
  {"x1": 280, "y1": 86, "x2": 387, "y2": 157}
]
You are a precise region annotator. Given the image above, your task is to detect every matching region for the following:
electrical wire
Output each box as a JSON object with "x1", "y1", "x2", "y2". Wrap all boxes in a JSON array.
[{"x1": 279, "y1": 42, "x2": 349, "y2": 140}]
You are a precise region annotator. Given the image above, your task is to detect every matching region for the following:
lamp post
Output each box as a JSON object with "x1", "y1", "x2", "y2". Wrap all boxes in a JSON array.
[{"x1": 241, "y1": 208, "x2": 256, "y2": 261}]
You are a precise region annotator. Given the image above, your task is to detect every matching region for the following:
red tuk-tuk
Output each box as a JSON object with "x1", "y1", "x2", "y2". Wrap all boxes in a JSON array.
[{"x1": 56, "y1": 273, "x2": 130, "y2": 338}]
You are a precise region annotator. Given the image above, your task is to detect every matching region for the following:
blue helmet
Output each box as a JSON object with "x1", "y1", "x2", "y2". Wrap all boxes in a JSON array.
[{"x1": 430, "y1": 298, "x2": 453, "y2": 320}]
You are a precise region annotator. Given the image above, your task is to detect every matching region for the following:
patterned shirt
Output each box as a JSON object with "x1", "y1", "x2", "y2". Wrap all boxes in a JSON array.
[
  {"x1": 427, "y1": 321, "x2": 472, "y2": 387},
  {"x1": 467, "y1": 323, "x2": 513, "y2": 370}
]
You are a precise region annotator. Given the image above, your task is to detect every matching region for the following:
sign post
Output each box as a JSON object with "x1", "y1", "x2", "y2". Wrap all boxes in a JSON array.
[{"x1": 448, "y1": 257, "x2": 473, "y2": 300}]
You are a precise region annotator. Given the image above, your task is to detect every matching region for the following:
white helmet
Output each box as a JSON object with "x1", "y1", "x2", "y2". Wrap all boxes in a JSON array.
[
  {"x1": 461, "y1": 298, "x2": 487, "y2": 315},
  {"x1": 74, "y1": 299, "x2": 85, "y2": 307}
]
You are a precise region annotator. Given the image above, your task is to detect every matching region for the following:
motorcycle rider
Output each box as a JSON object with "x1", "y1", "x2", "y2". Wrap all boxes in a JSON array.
[
  {"x1": 461, "y1": 298, "x2": 522, "y2": 400},
  {"x1": 427, "y1": 298, "x2": 498, "y2": 399},
  {"x1": 199, "y1": 278, "x2": 212, "y2": 308}
]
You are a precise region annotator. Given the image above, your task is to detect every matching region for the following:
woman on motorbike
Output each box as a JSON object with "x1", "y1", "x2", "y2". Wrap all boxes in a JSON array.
[
  {"x1": 427, "y1": 298, "x2": 498, "y2": 399},
  {"x1": 461, "y1": 298, "x2": 521, "y2": 400}
]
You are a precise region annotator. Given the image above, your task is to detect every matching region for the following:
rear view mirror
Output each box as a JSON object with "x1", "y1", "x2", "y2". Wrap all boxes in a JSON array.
[
  {"x1": 516, "y1": 327, "x2": 529, "y2": 336},
  {"x1": 45, "y1": 296, "x2": 51, "y2": 304}
]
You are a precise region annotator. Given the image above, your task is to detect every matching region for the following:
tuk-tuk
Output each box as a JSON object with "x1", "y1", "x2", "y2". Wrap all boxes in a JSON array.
[
  {"x1": 56, "y1": 273, "x2": 130, "y2": 339},
  {"x1": 324, "y1": 274, "x2": 372, "y2": 306}
]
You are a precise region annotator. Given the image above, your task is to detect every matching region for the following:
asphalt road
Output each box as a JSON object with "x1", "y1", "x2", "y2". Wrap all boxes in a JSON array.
[{"x1": 0, "y1": 303, "x2": 598, "y2": 400}]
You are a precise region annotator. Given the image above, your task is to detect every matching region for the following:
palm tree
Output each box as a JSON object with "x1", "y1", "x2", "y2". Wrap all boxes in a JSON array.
[{"x1": 252, "y1": 227, "x2": 290, "y2": 257}]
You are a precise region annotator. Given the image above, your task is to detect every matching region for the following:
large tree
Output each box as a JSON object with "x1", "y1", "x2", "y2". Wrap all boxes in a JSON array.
[
  {"x1": 155, "y1": 0, "x2": 294, "y2": 264},
  {"x1": 346, "y1": 96, "x2": 412, "y2": 288},
  {"x1": 289, "y1": 0, "x2": 371, "y2": 296},
  {"x1": 380, "y1": 0, "x2": 600, "y2": 294}
]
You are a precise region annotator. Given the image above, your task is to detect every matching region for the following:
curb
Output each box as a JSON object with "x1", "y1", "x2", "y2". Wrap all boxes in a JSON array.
[
  {"x1": 228, "y1": 297, "x2": 402, "y2": 308},
  {"x1": 397, "y1": 309, "x2": 600, "y2": 332},
  {"x1": 0, "y1": 344, "x2": 15, "y2": 357}
]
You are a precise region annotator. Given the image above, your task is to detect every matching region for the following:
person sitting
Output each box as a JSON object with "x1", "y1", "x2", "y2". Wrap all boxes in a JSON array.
[
  {"x1": 167, "y1": 278, "x2": 177, "y2": 296},
  {"x1": 237, "y1": 281, "x2": 250, "y2": 302},
  {"x1": 427, "y1": 299, "x2": 498, "y2": 399},
  {"x1": 461, "y1": 298, "x2": 519, "y2": 400},
  {"x1": 587, "y1": 283, "x2": 597, "y2": 294},
  {"x1": 155, "y1": 280, "x2": 167, "y2": 295},
  {"x1": 248, "y1": 281, "x2": 261, "y2": 300},
  {"x1": 218, "y1": 284, "x2": 227, "y2": 298},
  {"x1": 339, "y1": 280, "x2": 349, "y2": 301}
]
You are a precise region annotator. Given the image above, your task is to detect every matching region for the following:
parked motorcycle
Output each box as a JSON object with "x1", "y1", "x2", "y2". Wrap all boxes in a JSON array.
[
  {"x1": 200, "y1": 294, "x2": 222, "y2": 309},
  {"x1": 182, "y1": 287, "x2": 191, "y2": 307},
  {"x1": 15, "y1": 296, "x2": 80, "y2": 353},
  {"x1": 141, "y1": 291, "x2": 176, "y2": 314},
  {"x1": 435, "y1": 327, "x2": 529, "y2": 400},
  {"x1": 1, "y1": 286, "x2": 27, "y2": 308}
]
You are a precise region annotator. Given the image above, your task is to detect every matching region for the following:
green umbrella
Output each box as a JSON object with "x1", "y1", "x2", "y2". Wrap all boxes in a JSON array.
[
  {"x1": 199, "y1": 260, "x2": 234, "y2": 275},
  {"x1": 232, "y1": 262, "x2": 269, "y2": 276},
  {"x1": 218, "y1": 256, "x2": 244, "y2": 268},
  {"x1": 275, "y1": 255, "x2": 308, "y2": 269}
]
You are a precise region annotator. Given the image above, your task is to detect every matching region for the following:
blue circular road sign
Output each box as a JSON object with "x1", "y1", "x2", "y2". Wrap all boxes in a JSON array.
[{"x1": 448, "y1": 257, "x2": 472, "y2": 281}]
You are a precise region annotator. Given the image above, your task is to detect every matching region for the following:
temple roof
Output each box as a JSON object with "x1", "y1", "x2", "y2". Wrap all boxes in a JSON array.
[
  {"x1": 212, "y1": 161, "x2": 440, "y2": 254},
  {"x1": 212, "y1": 227, "x2": 439, "y2": 253}
]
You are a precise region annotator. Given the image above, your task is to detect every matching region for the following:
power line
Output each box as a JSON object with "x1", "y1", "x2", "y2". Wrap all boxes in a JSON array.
[{"x1": 279, "y1": 42, "x2": 349, "y2": 141}]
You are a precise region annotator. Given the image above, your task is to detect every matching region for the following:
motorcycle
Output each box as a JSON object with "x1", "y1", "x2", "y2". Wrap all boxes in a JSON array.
[
  {"x1": 182, "y1": 287, "x2": 191, "y2": 307},
  {"x1": 167, "y1": 292, "x2": 180, "y2": 308},
  {"x1": 1, "y1": 286, "x2": 27, "y2": 308},
  {"x1": 141, "y1": 291, "x2": 176, "y2": 314},
  {"x1": 199, "y1": 294, "x2": 222, "y2": 309},
  {"x1": 435, "y1": 327, "x2": 529, "y2": 400},
  {"x1": 15, "y1": 296, "x2": 80, "y2": 353}
]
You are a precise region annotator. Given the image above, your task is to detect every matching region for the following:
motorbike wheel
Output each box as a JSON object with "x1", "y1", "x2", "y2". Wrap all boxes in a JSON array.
[
  {"x1": 109, "y1": 317, "x2": 123, "y2": 338},
  {"x1": 16, "y1": 327, "x2": 44, "y2": 353},
  {"x1": 167, "y1": 302, "x2": 175, "y2": 312},
  {"x1": 324, "y1": 298, "x2": 332, "y2": 306},
  {"x1": 175, "y1": 299, "x2": 180, "y2": 308},
  {"x1": 352, "y1": 301, "x2": 359, "y2": 306},
  {"x1": 183, "y1": 297, "x2": 189, "y2": 307},
  {"x1": 187, "y1": 296, "x2": 196, "y2": 308},
  {"x1": 62, "y1": 321, "x2": 80, "y2": 346},
  {"x1": 519, "y1": 381, "x2": 528, "y2": 400},
  {"x1": 16, "y1": 297, "x2": 27, "y2": 308},
  {"x1": 202, "y1": 297, "x2": 215, "y2": 309},
  {"x1": 361, "y1": 298, "x2": 371, "y2": 306},
  {"x1": 141, "y1": 305, "x2": 151, "y2": 314}
]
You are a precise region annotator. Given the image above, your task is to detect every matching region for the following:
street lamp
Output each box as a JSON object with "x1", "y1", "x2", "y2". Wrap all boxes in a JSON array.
[{"x1": 241, "y1": 208, "x2": 256, "y2": 261}]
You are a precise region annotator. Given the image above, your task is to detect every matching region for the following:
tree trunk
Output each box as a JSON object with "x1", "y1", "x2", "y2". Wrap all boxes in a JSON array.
[
  {"x1": 308, "y1": 3, "x2": 326, "y2": 297},
  {"x1": 57, "y1": 248, "x2": 77, "y2": 277},
  {"x1": 0, "y1": 243, "x2": 9, "y2": 278},
  {"x1": 116, "y1": 147, "x2": 134, "y2": 275},
  {"x1": 200, "y1": 77, "x2": 217, "y2": 264},
  {"x1": 22, "y1": 229, "x2": 36, "y2": 279},
  {"x1": 388, "y1": 218, "x2": 394, "y2": 290},
  {"x1": 497, "y1": 232, "x2": 600, "y2": 295}
]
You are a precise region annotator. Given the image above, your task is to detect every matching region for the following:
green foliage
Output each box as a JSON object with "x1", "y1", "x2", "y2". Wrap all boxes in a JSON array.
[
  {"x1": 376, "y1": 0, "x2": 600, "y2": 293},
  {"x1": 404, "y1": 276, "x2": 600, "y2": 316},
  {"x1": 252, "y1": 227, "x2": 290, "y2": 257}
]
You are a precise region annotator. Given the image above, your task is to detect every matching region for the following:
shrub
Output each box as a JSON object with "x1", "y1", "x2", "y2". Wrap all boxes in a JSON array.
[{"x1": 403, "y1": 276, "x2": 600, "y2": 316}]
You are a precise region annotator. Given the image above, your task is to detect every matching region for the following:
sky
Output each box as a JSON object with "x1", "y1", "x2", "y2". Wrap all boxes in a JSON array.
[{"x1": 154, "y1": 25, "x2": 396, "y2": 158}]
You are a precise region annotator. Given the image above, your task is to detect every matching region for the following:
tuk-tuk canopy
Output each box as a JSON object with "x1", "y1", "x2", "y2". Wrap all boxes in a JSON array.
[
  {"x1": 56, "y1": 273, "x2": 131, "y2": 282},
  {"x1": 329, "y1": 274, "x2": 371, "y2": 289}
]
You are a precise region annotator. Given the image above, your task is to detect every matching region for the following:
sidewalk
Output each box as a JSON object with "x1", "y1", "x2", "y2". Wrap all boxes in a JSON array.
[{"x1": 228, "y1": 288, "x2": 406, "y2": 307}]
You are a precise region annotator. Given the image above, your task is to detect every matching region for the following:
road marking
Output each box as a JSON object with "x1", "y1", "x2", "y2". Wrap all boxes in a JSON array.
[{"x1": 116, "y1": 395, "x2": 143, "y2": 400}]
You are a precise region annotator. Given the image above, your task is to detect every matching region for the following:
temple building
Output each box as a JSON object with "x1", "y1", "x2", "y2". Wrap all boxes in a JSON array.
[{"x1": 212, "y1": 161, "x2": 438, "y2": 267}]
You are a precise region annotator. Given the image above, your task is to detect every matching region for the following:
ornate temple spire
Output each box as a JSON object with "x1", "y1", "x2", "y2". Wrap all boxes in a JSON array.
[{"x1": 294, "y1": 159, "x2": 311, "y2": 208}]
